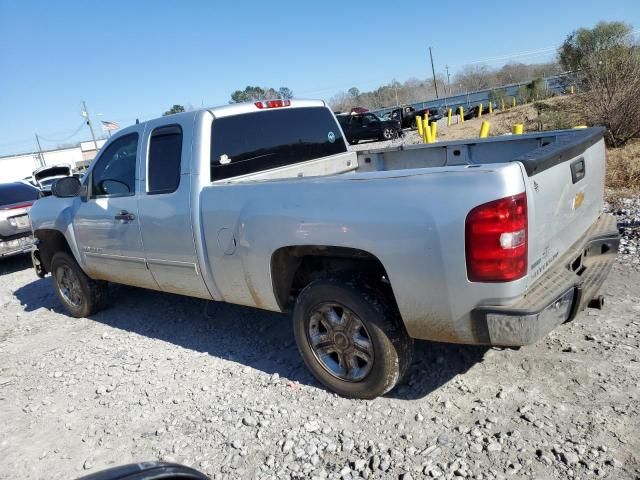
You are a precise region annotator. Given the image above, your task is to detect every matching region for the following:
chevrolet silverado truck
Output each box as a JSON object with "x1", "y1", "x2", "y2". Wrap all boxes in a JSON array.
[{"x1": 28, "y1": 99, "x2": 619, "y2": 399}]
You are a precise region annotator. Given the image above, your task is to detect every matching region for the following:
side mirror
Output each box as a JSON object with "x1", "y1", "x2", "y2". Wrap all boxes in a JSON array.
[{"x1": 52, "y1": 176, "x2": 81, "y2": 198}]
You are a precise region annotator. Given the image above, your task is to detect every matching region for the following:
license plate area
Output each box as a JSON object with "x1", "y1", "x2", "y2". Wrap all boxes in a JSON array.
[{"x1": 9, "y1": 214, "x2": 30, "y2": 229}]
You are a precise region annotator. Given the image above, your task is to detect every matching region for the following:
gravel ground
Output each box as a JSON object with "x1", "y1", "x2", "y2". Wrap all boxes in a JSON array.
[
  {"x1": 605, "y1": 196, "x2": 640, "y2": 271},
  {"x1": 1, "y1": 200, "x2": 639, "y2": 480}
]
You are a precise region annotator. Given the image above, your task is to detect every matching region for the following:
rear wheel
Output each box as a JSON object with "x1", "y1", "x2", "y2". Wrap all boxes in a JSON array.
[
  {"x1": 293, "y1": 278, "x2": 413, "y2": 399},
  {"x1": 51, "y1": 252, "x2": 109, "y2": 317}
]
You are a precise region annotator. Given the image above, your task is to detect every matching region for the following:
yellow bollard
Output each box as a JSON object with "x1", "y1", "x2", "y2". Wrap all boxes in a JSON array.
[
  {"x1": 479, "y1": 121, "x2": 490, "y2": 138},
  {"x1": 512, "y1": 124, "x2": 524, "y2": 135},
  {"x1": 430, "y1": 121, "x2": 437, "y2": 141},
  {"x1": 570, "y1": 86, "x2": 574, "y2": 94},
  {"x1": 501, "y1": 99, "x2": 505, "y2": 111},
  {"x1": 447, "y1": 108, "x2": 452, "y2": 127},
  {"x1": 458, "y1": 106, "x2": 464, "y2": 123},
  {"x1": 423, "y1": 122, "x2": 433, "y2": 143},
  {"x1": 488, "y1": 102, "x2": 493, "y2": 114},
  {"x1": 423, "y1": 112, "x2": 429, "y2": 125},
  {"x1": 416, "y1": 116, "x2": 424, "y2": 137},
  {"x1": 478, "y1": 103, "x2": 483, "y2": 118},
  {"x1": 512, "y1": 97, "x2": 516, "y2": 108}
]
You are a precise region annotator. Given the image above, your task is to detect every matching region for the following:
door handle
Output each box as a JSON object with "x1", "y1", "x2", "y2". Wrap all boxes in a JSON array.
[{"x1": 114, "y1": 210, "x2": 135, "y2": 221}]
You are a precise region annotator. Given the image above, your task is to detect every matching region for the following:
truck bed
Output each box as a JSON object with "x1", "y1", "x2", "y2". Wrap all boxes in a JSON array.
[{"x1": 221, "y1": 128, "x2": 603, "y2": 181}]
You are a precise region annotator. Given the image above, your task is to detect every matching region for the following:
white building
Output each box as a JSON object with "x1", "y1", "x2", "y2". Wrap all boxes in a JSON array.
[{"x1": 0, "y1": 139, "x2": 106, "y2": 183}]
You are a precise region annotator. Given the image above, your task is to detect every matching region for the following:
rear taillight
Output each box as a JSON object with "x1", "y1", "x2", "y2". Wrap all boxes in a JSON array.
[
  {"x1": 2, "y1": 201, "x2": 33, "y2": 210},
  {"x1": 465, "y1": 192, "x2": 527, "y2": 282},
  {"x1": 254, "y1": 99, "x2": 291, "y2": 109}
]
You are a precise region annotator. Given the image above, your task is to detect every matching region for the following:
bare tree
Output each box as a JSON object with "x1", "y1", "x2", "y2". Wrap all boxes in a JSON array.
[
  {"x1": 454, "y1": 65, "x2": 492, "y2": 92},
  {"x1": 559, "y1": 21, "x2": 640, "y2": 146}
]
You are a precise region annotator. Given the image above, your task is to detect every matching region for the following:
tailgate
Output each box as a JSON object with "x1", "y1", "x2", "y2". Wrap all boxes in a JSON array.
[{"x1": 517, "y1": 128, "x2": 606, "y2": 285}]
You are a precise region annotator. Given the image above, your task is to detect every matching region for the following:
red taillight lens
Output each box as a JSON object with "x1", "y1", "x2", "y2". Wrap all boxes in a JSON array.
[
  {"x1": 465, "y1": 192, "x2": 527, "y2": 282},
  {"x1": 2, "y1": 201, "x2": 33, "y2": 210},
  {"x1": 254, "y1": 99, "x2": 291, "y2": 109}
]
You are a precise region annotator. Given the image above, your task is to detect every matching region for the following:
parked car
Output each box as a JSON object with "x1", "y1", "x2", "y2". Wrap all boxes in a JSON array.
[
  {"x1": 336, "y1": 112, "x2": 402, "y2": 144},
  {"x1": 0, "y1": 181, "x2": 39, "y2": 258},
  {"x1": 31, "y1": 164, "x2": 74, "y2": 195},
  {"x1": 386, "y1": 105, "x2": 444, "y2": 129},
  {"x1": 29, "y1": 99, "x2": 618, "y2": 399}
]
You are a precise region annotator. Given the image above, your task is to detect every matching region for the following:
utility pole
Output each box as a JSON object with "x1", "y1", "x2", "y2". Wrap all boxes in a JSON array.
[
  {"x1": 445, "y1": 65, "x2": 451, "y2": 95},
  {"x1": 393, "y1": 79, "x2": 399, "y2": 106},
  {"x1": 34, "y1": 134, "x2": 45, "y2": 167},
  {"x1": 429, "y1": 47, "x2": 439, "y2": 99},
  {"x1": 82, "y1": 100, "x2": 99, "y2": 151}
]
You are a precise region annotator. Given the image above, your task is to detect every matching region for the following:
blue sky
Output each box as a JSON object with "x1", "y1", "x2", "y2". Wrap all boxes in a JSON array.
[{"x1": 1, "y1": 0, "x2": 638, "y2": 155}]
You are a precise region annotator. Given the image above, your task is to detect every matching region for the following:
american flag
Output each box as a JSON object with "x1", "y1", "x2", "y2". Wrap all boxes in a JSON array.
[{"x1": 101, "y1": 120, "x2": 119, "y2": 131}]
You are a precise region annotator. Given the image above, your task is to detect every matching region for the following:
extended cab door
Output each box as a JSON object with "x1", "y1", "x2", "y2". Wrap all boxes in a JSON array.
[
  {"x1": 136, "y1": 117, "x2": 211, "y2": 299},
  {"x1": 73, "y1": 130, "x2": 159, "y2": 289}
]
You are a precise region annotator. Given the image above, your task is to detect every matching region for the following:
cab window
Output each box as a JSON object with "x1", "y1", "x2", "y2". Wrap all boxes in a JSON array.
[
  {"x1": 91, "y1": 133, "x2": 138, "y2": 197},
  {"x1": 148, "y1": 125, "x2": 182, "y2": 194},
  {"x1": 210, "y1": 107, "x2": 346, "y2": 181},
  {"x1": 362, "y1": 114, "x2": 378, "y2": 125}
]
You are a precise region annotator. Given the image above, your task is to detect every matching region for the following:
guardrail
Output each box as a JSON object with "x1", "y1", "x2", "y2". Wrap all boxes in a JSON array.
[{"x1": 371, "y1": 72, "x2": 576, "y2": 119}]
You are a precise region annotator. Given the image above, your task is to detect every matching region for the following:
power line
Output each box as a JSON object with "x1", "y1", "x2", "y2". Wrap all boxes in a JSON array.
[
  {"x1": 449, "y1": 46, "x2": 558, "y2": 68},
  {"x1": 37, "y1": 121, "x2": 87, "y2": 143}
]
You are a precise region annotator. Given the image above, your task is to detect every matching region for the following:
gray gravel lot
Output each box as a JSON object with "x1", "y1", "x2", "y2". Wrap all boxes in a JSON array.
[{"x1": 0, "y1": 197, "x2": 639, "y2": 480}]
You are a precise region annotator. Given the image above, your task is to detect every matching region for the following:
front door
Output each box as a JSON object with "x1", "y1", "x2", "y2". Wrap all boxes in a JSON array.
[
  {"x1": 361, "y1": 113, "x2": 381, "y2": 139},
  {"x1": 73, "y1": 131, "x2": 158, "y2": 290}
]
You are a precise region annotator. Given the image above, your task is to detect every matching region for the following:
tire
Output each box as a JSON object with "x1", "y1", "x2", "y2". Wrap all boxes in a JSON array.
[
  {"x1": 51, "y1": 251, "x2": 109, "y2": 318},
  {"x1": 381, "y1": 127, "x2": 396, "y2": 140},
  {"x1": 292, "y1": 278, "x2": 413, "y2": 399}
]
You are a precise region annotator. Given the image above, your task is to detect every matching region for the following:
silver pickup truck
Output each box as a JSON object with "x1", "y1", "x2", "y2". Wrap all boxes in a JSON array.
[{"x1": 29, "y1": 99, "x2": 619, "y2": 398}]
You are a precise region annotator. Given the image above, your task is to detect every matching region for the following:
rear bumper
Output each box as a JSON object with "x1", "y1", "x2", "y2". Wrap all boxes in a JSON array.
[
  {"x1": 473, "y1": 214, "x2": 619, "y2": 346},
  {"x1": 0, "y1": 234, "x2": 34, "y2": 258}
]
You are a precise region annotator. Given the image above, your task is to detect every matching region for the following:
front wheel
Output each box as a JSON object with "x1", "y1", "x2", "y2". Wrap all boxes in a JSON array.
[
  {"x1": 381, "y1": 127, "x2": 396, "y2": 140},
  {"x1": 51, "y1": 252, "x2": 109, "y2": 318},
  {"x1": 292, "y1": 278, "x2": 413, "y2": 399}
]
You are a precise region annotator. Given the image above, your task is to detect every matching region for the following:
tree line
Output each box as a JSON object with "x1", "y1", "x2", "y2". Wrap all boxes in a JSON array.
[{"x1": 328, "y1": 61, "x2": 561, "y2": 113}]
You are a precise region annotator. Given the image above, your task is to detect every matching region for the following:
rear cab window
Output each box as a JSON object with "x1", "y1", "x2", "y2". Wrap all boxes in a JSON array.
[{"x1": 210, "y1": 107, "x2": 346, "y2": 181}]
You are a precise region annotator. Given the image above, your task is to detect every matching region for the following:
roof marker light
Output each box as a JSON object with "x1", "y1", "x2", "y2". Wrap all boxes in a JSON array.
[{"x1": 254, "y1": 99, "x2": 291, "y2": 109}]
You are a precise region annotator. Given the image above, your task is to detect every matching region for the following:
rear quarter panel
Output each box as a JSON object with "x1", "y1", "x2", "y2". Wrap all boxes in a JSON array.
[{"x1": 199, "y1": 163, "x2": 528, "y2": 343}]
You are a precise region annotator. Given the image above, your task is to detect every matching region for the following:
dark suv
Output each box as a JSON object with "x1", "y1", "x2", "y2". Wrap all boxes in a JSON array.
[{"x1": 336, "y1": 113, "x2": 402, "y2": 145}]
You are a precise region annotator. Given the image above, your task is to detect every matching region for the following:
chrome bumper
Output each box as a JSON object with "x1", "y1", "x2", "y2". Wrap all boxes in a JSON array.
[
  {"x1": 0, "y1": 235, "x2": 34, "y2": 258},
  {"x1": 473, "y1": 214, "x2": 620, "y2": 346}
]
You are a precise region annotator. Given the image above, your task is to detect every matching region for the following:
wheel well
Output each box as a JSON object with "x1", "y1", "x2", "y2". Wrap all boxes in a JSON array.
[
  {"x1": 34, "y1": 229, "x2": 72, "y2": 272},
  {"x1": 271, "y1": 246, "x2": 394, "y2": 311}
]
